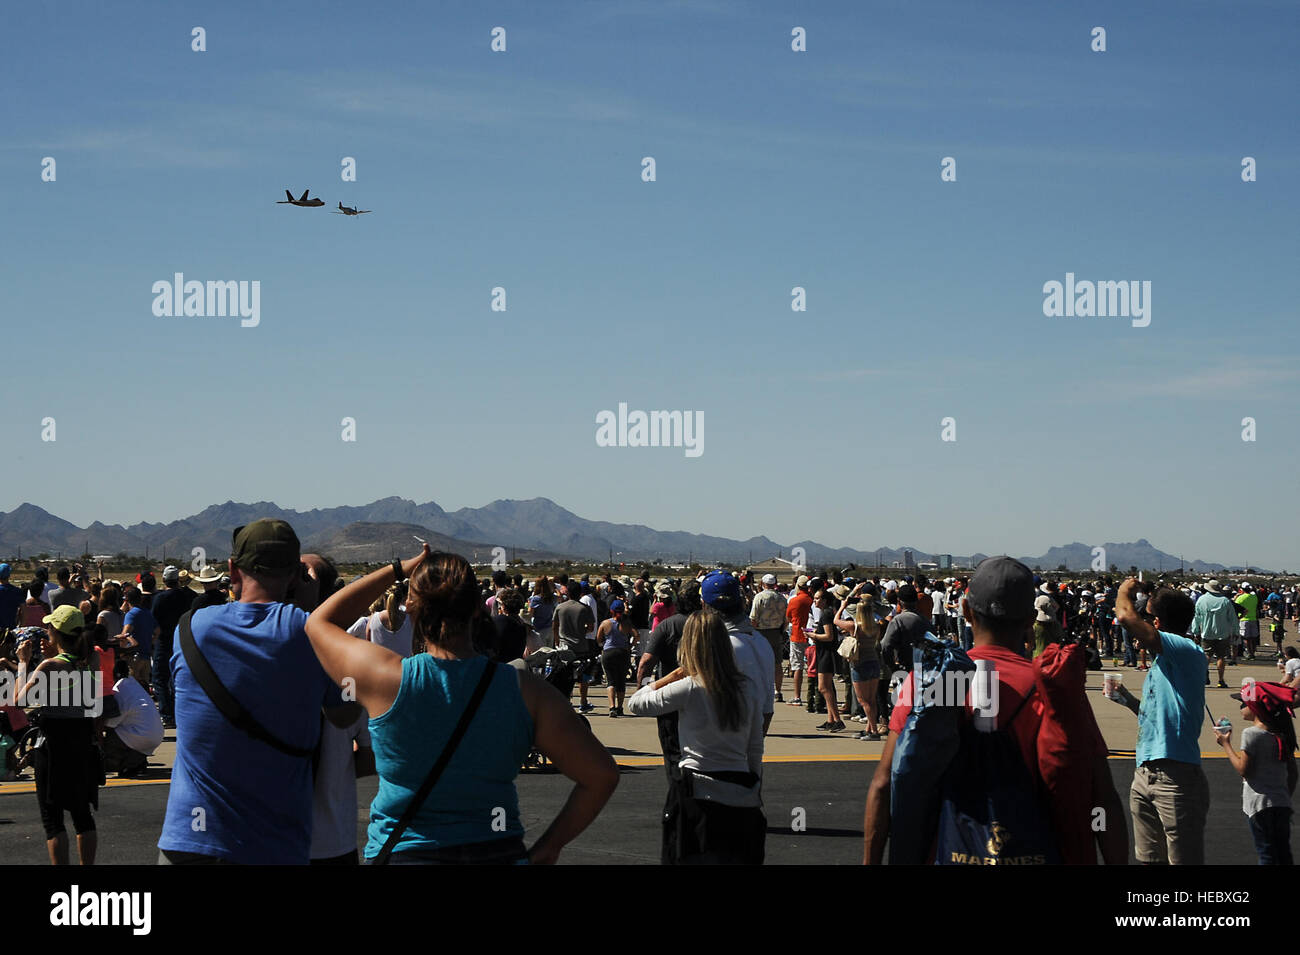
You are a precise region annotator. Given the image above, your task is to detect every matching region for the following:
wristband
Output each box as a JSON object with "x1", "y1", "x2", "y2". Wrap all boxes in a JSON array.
[{"x1": 391, "y1": 560, "x2": 406, "y2": 582}]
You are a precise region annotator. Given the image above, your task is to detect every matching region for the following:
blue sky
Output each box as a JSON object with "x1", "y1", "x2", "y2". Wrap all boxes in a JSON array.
[{"x1": 2, "y1": 0, "x2": 1297, "y2": 569}]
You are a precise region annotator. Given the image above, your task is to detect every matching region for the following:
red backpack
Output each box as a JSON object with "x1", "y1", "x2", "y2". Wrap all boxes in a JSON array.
[{"x1": 1034, "y1": 643, "x2": 1106, "y2": 865}]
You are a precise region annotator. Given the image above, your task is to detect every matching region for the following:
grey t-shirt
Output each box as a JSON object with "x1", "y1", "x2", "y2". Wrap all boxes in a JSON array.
[
  {"x1": 1241, "y1": 725, "x2": 1292, "y2": 816},
  {"x1": 553, "y1": 599, "x2": 595, "y2": 653},
  {"x1": 880, "y1": 611, "x2": 929, "y2": 667},
  {"x1": 50, "y1": 586, "x2": 90, "y2": 610}
]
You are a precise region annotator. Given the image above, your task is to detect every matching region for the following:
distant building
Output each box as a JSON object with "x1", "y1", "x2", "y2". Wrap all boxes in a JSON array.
[
  {"x1": 939, "y1": 554, "x2": 953, "y2": 569},
  {"x1": 918, "y1": 561, "x2": 938, "y2": 571},
  {"x1": 748, "y1": 556, "x2": 801, "y2": 585},
  {"x1": 903, "y1": 550, "x2": 915, "y2": 569}
]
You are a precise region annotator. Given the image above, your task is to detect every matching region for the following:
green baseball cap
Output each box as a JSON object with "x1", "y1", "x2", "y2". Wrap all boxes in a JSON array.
[
  {"x1": 44, "y1": 604, "x2": 85, "y2": 635},
  {"x1": 231, "y1": 519, "x2": 301, "y2": 573}
]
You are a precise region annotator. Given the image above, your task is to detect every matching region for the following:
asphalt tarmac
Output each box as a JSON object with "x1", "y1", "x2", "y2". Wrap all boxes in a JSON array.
[{"x1": 0, "y1": 757, "x2": 1282, "y2": 865}]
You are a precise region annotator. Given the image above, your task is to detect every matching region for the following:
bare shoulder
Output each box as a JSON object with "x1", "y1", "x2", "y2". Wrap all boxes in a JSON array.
[{"x1": 516, "y1": 668, "x2": 557, "y2": 709}]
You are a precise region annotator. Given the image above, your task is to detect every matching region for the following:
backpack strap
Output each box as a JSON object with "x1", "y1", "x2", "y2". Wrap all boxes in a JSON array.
[
  {"x1": 178, "y1": 611, "x2": 313, "y2": 759},
  {"x1": 372, "y1": 658, "x2": 499, "y2": 865},
  {"x1": 311, "y1": 710, "x2": 326, "y2": 783},
  {"x1": 1003, "y1": 683, "x2": 1038, "y2": 726}
]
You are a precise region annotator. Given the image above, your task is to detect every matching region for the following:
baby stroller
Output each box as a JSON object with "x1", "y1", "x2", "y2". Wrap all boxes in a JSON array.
[
  {"x1": 530, "y1": 647, "x2": 580, "y2": 697},
  {"x1": 521, "y1": 648, "x2": 591, "y2": 771},
  {"x1": 1, "y1": 628, "x2": 45, "y2": 779},
  {"x1": 1, "y1": 705, "x2": 39, "y2": 780}
]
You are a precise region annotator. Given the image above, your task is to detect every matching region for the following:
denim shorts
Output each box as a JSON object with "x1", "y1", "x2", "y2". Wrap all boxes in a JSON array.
[{"x1": 851, "y1": 660, "x2": 881, "y2": 682}]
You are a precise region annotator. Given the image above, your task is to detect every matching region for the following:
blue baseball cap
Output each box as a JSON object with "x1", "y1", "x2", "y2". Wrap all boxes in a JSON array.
[
  {"x1": 609, "y1": 599, "x2": 625, "y2": 614},
  {"x1": 0, "y1": 563, "x2": 9, "y2": 579},
  {"x1": 701, "y1": 570, "x2": 741, "y2": 609}
]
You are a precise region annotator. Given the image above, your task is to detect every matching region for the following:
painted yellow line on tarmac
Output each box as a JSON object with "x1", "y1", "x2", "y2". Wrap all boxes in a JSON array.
[
  {"x1": 616, "y1": 753, "x2": 883, "y2": 767},
  {"x1": 617, "y1": 751, "x2": 1232, "y2": 767},
  {"x1": 1107, "y1": 751, "x2": 1230, "y2": 760},
  {"x1": 1, "y1": 751, "x2": 1235, "y2": 790},
  {"x1": 0, "y1": 776, "x2": 171, "y2": 796}
]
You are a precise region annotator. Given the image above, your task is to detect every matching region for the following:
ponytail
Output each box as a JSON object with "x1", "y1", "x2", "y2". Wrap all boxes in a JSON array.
[
  {"x1": 72, "y1": 628, "x2": 90, "y2": 666},
  {"x1": 1259, "y1": 709, "x2": 1298, "y2": 762},
  {"x1": 1277, "y1": 714, "x2": 1298, "y2": 763},
  {"x1": 386, "y1": 582, "x2": 407, "y2": 633}
]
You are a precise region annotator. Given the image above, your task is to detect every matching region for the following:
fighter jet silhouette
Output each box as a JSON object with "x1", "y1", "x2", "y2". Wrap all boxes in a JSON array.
[
  {"x1": 332, "y1": 202, "x2": 372, "y2": 216},
  {"x1": 276, "y1": 188, "x2": 325, "y2": 207}
]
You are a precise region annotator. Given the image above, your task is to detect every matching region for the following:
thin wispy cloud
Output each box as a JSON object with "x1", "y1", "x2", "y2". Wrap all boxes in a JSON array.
[
  {"x1": 1104, "y1": 356, "x2": 1299, "y2": 400},
  {"x1": 284, "y1": 71, "x2": 641, "y2": 127}
]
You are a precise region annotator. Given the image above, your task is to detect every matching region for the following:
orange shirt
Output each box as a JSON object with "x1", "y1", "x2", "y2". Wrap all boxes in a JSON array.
[{"x1": 786, "y1": 591, "x2": 812, "y2": 640}]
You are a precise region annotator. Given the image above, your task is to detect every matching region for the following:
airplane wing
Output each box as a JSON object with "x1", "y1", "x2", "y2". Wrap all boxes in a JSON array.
[{"x1": 357, "y1": 210, "x2": 371, "y2": 214}]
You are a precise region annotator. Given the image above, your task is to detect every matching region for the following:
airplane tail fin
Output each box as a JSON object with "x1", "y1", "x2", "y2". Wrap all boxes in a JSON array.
[
  {"x1": 299, "y1": 188, "x2": 310, "y2": 201},
  {"x1": 339, "y1": 202, "x2": 344, "y2": 209},
  {"x1": 285, "y1": 190, "x2": 294, "y2": 201}
]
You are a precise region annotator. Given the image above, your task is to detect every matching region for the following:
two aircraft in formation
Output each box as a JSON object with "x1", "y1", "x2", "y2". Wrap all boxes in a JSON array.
[{"x1": 276, "y1": 189, "x2": 370, "y2": 215}]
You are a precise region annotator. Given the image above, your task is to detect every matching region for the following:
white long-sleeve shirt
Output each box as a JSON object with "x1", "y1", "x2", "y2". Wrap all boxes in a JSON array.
[
  {"x1": 626, "y1": 676, "x2": 763, "y2": 777},
  {"x1": 725, "y1": 617, "x2": 776, "y2": 718}
]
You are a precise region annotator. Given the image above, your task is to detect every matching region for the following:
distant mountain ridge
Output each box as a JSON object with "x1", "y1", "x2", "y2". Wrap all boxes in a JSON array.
[{"x1": 0, "y1": 498, "x2": 1244, "y2": 572}]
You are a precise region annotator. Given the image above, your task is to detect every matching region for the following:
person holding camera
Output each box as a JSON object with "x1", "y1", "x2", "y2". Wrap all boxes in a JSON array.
[
  {"x1": 117, "y1": 586, "x2": 158, "y2": 688},
  {"x1": 0, "y1": 564, "x2": 23, "y2": 631},
  {"x1": 626, "y1": 606, "x2": 766, "y2": 864},
  {"x1": 306, "y1": 546, "x2": 618, "y2": 864},
  {"x1": 15, "y1": 606, "x2": 102, "y2": 865},
  {"x1": 158, "y1": 520, "x2": 357, "y2": 864},
  {"x1": 811, "y1": 589, "x2": 845, "y2": 732},
  {"x1": 838, "y1": 583, "x2": 883, "y2": 739},
  {"x1": 1109, "y1": 580, "x2": 1208, "y2": 865}
]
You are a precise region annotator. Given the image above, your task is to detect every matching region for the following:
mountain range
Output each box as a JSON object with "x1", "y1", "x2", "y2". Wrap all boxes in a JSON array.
[{"x1": 0, "y1": 498, "x2": 1252, "y2": 573}]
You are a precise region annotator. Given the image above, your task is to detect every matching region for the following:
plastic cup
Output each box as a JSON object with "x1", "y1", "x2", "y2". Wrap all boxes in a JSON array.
[{"x1": 1103, "y1": 672, "x2": 1123, "y2": 699}]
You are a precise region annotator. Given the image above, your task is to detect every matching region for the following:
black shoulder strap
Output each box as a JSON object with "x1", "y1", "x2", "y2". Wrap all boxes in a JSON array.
[
  {"x1": 1004, "y1": 683, "x2": 1038, "y2": 725},
  {"x1": 179, "y1": 610, "x2": 314, "y2": 759},
  {"x1": 372, "y1": 658, "x2": 499, "y2": 865}
]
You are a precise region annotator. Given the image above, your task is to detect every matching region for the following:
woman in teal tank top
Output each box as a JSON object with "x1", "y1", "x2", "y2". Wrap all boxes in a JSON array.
[{"x1": 307, "y1": 548, "x2": 618, "y2": 864}]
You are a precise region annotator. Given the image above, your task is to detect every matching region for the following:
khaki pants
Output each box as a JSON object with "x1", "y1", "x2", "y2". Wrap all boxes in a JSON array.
[{"x1": 1130, "y1": 760, "x2": 1210, "y2": 865}]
